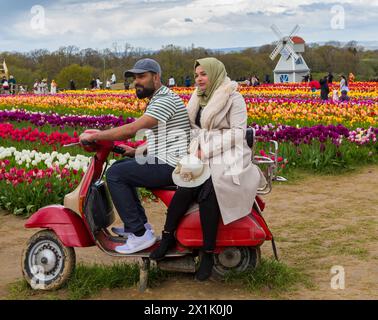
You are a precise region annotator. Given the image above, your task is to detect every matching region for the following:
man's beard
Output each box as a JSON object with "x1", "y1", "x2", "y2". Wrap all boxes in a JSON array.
[{"x1": 135, "y1": 84, "x2": 155, "y2": 99}]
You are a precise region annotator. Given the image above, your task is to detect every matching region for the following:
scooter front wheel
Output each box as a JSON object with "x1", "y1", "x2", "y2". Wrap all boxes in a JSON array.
[
  {"x1": 21, "y1": 230, "x2": 76, "y2": 290},
  {"x1": 212, "y1": 246, "x2": 261, "y2": 278}
]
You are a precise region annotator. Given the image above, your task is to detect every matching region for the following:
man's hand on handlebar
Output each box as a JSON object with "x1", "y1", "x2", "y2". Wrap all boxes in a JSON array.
[
  {"x1": 116, "y1": 143, "x2": 136, "y2": 157},
  {"x1": 79, "y1": 131, "x2": 99, "y2": 145}
]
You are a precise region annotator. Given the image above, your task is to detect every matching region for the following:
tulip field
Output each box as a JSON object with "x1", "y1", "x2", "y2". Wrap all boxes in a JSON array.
[{"x1": 0, "y1": 81, "x2": 377, "y2": 216}]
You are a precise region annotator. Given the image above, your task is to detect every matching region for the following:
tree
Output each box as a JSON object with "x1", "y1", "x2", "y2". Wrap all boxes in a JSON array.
[{"x1": 56, "y1": 64, "x2": 94, "y2": 90}]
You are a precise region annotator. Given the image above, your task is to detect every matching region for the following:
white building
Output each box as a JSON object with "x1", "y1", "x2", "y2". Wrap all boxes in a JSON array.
[{"x1": 273, "y1": 36, "x2": 310, "y2": 83}]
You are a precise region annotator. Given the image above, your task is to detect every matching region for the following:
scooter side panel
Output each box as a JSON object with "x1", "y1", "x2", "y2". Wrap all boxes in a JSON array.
[
  {"x1": 151, "y1": 189, "x2": 175, "y2": 207},
  {"x1": 176, "y1": 211, "x2": 266, "y2": 247},
  {"x1": 25, "y1": 205, "x2": 95, "y2": 247},
  {"x1": 251, "y1": 211, "x2": 273, "y2": 240}
]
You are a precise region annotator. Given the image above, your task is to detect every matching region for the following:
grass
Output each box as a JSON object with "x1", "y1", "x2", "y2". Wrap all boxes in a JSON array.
[
  {"x1": 224, "y1": 258, "x2": 312, "y2": 294},
  {"x1": 7, "y1": 258, "x2": 311, "y2": 300},
  {"x1": 7, "y1": 262, "x2": 171, "y2": 300}
]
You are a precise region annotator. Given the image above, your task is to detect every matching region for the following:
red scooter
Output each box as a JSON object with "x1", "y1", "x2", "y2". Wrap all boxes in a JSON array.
[{"x1": 22, "y1": 128, "x2": 285, "y2": 291}]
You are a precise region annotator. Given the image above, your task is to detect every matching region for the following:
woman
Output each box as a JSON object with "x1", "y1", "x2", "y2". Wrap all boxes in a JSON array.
[
  {"x1": 50, "y1": 80, "x2": 57, "y2": 94},
  {"x1": 340, "y1": 75, "x2": 349, "y2": 93},
  {"x1": 149, "y1": 57, "x2": 264, "y2": 281}
]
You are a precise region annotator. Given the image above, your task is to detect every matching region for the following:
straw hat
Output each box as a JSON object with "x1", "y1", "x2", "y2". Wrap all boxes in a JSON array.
[{"x1": 172, "y1": 154, "x2": 210, "y2": 188}]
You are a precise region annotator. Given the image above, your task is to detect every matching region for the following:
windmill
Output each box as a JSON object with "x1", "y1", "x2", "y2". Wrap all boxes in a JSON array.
[
  {"x1": 0, "y1": 60, "x2": 9, "y2": 79},
  {"x1": 269, "y1": 24, "x2": 310, "y2": 83}
]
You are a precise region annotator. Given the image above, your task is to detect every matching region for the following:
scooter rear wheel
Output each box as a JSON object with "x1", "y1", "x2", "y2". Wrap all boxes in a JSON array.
[
  {"x1": 212, "y1": 246, "x2": 261, "y2": 278},
  {"x1": 21, "y1": 230, "x2": 76, "y2": 290}
]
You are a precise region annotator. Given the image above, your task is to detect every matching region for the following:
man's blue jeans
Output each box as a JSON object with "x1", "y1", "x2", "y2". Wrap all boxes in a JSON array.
[{"x1": 106, "y1": 156, "x2": 174, "y2": 234}]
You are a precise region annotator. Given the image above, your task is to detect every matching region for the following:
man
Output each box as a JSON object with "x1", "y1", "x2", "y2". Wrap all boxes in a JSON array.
[
  {"x1": 124, "y1": 79, "x2": 130, "y2": 90},
  {"x1": 69, "y1": 79, "x2": 76, "y2": 91},
  {"x1": 8, "y1": 75, "x2": 16, "y2": 94},
  {"x1": 168, "y1": 75, "x2": 176, "y2": 87},
  {"x1": 79, "y1": 58, "x2": 191, "y2": 254},
  {"x1": 96, "y1": 77, "x2": 102, "y2": 89},
  {"x1": 111, "y1": 73, "x2": 117, "y2": 84},
  {"x1": 319, "y1": 76, "x2": 330, "y2": 101},
  {"x1": 327, "y1": 72, "x2": 334, "y2": 84},
  {"x1": 184, "y1": 75, "x2": 191, "y2": 87},
  {"x1": 90, "y1": 78, "x2": 97, "y2": 89}
]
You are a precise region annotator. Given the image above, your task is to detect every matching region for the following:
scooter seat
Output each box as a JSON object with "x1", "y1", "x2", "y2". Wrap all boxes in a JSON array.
[
  {"x1": 153, "y1": 185, "x2": 178, "y2": 191},
  {"x1": 246, "y1": 127, "x2": 255, "y2": 148}
]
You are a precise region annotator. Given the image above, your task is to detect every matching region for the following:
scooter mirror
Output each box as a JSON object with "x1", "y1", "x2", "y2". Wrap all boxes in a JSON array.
[
  {"x1": 274, "y1": 176, "x2": 288, "y2": 182},
  {"x1": 63, "y1": 142, "x2": 81, "y2": 147}
]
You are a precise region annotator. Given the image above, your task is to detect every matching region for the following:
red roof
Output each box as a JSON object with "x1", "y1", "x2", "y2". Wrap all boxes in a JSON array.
[{"x1": 290, "y1": 36, "x2": 305, "y2": 44}]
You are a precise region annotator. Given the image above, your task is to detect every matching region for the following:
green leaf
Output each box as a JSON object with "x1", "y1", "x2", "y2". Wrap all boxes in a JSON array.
[
  {"x1": 26, "y1": 205, "x2": 35, "y2": 213},
  {"x1": 14, "y1": 208, "x2": 25, "y2": 215}
]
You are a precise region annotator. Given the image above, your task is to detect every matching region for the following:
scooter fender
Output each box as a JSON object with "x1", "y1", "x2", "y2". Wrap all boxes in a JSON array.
[{"x1": 25, "y1": 205, "x2": 95, "y2": 247}]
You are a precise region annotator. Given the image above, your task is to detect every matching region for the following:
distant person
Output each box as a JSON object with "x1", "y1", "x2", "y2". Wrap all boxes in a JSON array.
[
  {"x1": 124, "y1": 79, "x2": 130, "y2": 90},
  {"x1": 319, "y1": 76, "x2": 330, "y2": 101},
  {"x1": 327, "y1": 72, "x2": 334, "y2": 84},
  {"x1": 8, "y1": 75, "x2": 16, "y2": 94},
  {"x1": 50, "y1": 80, "x2": 57, "y2": 94},
  {"x1": 90, "y1": 78, "x2": 97, "y2": 89},
  {"x1": 251, "y1": 75, "x2": 259, "y2": 86},
  {"x1": 339, "y1": 90, "x2": 350, "y2": 102},
  {"x1": 39, "y1": 79, "x2": 48, "y2": 94},
  {"x1": 332, "y1": 89, "x2": 339, "y2": 102},
  {"x1": 33, "y1": 80, "x2": 40, "y2": 94},
  {"x1": 348, "y1": 72, "x2": 355, "y2": 83},
  {"x1": 96, "y1": 77, "x2": 102, "y2": 89},
  {"x1": 1, "y1": 76, "x2": 9, "y2": 94},
  {"x1": 106, "y1": 79, "x2": 111, "y2": 90},
  {"x1": 340, "y1": 75, "x2": 349, "y2": 92},
  {"x1": 303, "y1": 73, "x2": 310, "y2": 83},
  {"x1": 184, "y1": 75, "x2": 191, "y2": 87},
  {"x1": 168, "y1": 75, "x2": 176, "y2": 88},
  {"x1": 111, "y1": 73, "x2": 117, "y2": 84},
  {"x1": 264, "y1": 74, "x2": 270, "y2": 84},
  {"x1": 19, "y1": 85, "x2": 26, "y2": 94},
  {"x1": 69, "y1": 79, "x2": 76, "y2": 90}
]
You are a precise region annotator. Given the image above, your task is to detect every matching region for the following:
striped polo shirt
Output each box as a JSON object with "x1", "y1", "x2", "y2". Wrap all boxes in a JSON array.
[{"x1": 144, "y1": 85, "x2": 190, "y2": 167}]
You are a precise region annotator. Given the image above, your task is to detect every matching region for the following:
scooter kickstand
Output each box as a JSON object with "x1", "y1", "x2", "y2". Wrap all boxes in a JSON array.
[{"x1": 138, "y1": 257, "x2": 150, "y2": 293}]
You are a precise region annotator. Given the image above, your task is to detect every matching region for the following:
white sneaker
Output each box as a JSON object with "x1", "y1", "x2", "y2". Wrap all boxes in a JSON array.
[
  {"x1": 115, "y1": 229, "x2": 157, "y2": 254},
  {"x1": 112, "y1": 223, "x2": 153, "y2": 237}
]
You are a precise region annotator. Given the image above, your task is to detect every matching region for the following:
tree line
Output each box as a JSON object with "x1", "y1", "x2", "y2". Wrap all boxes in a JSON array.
[{"x1": 1, "y1": 41, "x2": 377, "y2": 90}]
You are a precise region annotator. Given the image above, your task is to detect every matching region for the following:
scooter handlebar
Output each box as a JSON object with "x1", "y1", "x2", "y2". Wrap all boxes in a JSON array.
[
  {"x1": 81, "y1": 139, "x2": 96, "y2": 146},
  {"x1": 112, "y1": 146, "x2": 126, "y2": 154}
]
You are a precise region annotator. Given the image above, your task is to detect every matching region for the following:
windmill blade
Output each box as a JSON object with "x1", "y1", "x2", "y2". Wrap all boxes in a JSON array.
[
  {"x1": 284, "y1": 44, "x2": 300, "y2": 61},
  {"x1": 269, "y1": 42, "x2": 284, "y2": 60},
  {"x1": 289, "y1": 24, "x2": 300, "y2": 38},
  {"x1": 271, "y1": 24, "x2": 283, "y2": 40}
]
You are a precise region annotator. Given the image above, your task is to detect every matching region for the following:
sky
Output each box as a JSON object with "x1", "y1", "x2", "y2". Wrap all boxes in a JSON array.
[{"x1": 1, "y1": 0, "x2": 377, "y2": 52}]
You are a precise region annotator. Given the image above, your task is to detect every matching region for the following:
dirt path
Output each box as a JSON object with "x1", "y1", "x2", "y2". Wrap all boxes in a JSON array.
[{"x1": 1, "y1": 166, "x2": 377, "y2": 300}]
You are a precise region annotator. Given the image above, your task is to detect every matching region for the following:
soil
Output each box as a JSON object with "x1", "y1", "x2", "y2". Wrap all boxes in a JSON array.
[{"x1": 1, "y1": 165, "x2": 377, "y2": 300}]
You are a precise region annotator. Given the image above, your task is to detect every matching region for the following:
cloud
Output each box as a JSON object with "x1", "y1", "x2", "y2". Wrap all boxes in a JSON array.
[{"x1": 1, "y1": 0, "x2": 377, "y2": 51}]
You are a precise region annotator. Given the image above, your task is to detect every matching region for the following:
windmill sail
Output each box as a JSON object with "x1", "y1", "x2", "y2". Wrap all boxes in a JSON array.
[
  {"x1": 284, "y1": 44, "x2": 300, "y2": 61},
  {"x1": 289, "y1": 25, "x2": 300, "y2": 37},
  {"x1": 2, "y1": 60, "x2": 9, "y2": 78},
  {"x1": 269, "y1": 42, "x2": 284, "y2": 60},
  {"x1": 271, "y1": 24, "x2": 283, "y2": 39}
]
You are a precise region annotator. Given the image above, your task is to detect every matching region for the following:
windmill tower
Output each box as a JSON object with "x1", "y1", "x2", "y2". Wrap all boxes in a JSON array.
[
  {"x1": 0, "y1": 60, "x2": 9, "y2": 79},
  {"x1": 269, "y1": 25, "x2": 310, "y2": 83}
]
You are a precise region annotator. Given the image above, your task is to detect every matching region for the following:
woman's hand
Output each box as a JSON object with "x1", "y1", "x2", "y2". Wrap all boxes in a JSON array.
[{"x1": 195, "y1": 148, "x2": 204, "y2": 160}]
